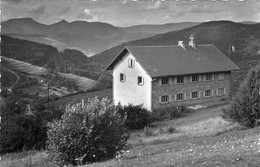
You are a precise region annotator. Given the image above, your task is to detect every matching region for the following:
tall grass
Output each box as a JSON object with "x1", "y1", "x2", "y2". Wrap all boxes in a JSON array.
[
  {"x1": 129, "y1": 117, "x2": 237, "y2": 146},
  {"x1": 0, "y1": 151, "x2": 54, "y2": 167}
]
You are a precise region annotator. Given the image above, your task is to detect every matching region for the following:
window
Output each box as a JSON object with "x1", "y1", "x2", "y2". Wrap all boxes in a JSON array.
[
  {"x1": 176, "y1": 93, "x2": 184, "y2": 101},
  {"x1": 137, "y1": 76, "x2": 144, "y2": 85},
  {"x1": 218, "y1": 73, "x2": 225, "y2": 80},
  {"x1": 205, "y1": 90, "x2": 211, "y2": 97},
  {"x1": 217, "y1": 88, "x2": 224, "y2": 96},
  {"x1": 120, "y1": 73, "x2": 125, "y2": 82},
  {"x1": 191, "y1": 75, "x2": 199, "y2": 82},
  {"x1": 161, "y1": 78, "x2": 169, "y2": 85},
  {"x1": 160, "y1": 95, "x2": 169, "y2": 103},
  {"x1": 205, "y1": 74, "x2": 212, "y2": 81},
  {"x1": 176, "y1": 76, "x2": 184, "y2": 84},
  {"x1": 191, "y1": 91, "x2": 198, "y2": 99},
  {"x1": 128, "y1": 58, "x2": 134, "y2": 68}
]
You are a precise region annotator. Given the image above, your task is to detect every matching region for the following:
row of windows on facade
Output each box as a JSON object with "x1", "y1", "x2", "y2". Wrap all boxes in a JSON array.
[
  {"x1": 160, "y1": 88, "x2": 226, "y2": 103},
  {"x1": 160, "y1": 73, "x2": 225, "y2": 85},
  {"x1": 119, "y1": 73, "x2": 225, "y2": 85}
]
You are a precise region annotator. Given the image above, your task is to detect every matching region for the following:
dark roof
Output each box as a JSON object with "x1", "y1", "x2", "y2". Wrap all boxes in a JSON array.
[{"x1": 106, "y1": 44, "x2": 239, "y2": 78}]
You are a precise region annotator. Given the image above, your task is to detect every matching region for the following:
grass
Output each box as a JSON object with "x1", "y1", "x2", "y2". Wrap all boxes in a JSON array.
[
  {"x1": 0, "y1": 66, "x2": 18, "y2": 88},
  {"x1": 2, "y1": 56, "x2": 97, "y2": 91},
  {"x1": 1, "y1": 103, "x2": 260, "y2": 167},
  {"x1": 51, "y1": 88, "x2": 112, "y2": 107},
  {"x1": 0, "y1": 150, "x2": 53, "y2": 167}
]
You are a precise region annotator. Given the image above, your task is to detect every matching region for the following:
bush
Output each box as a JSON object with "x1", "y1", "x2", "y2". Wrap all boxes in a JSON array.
[
  {"x1": 47, "y1": 98, "x2": 129, "y2": 166},
  {"x1": 167, "y1": 126, "x2": 177, "y2": 134},
  {"x1": 222, "y1": 64, "x2": 260, "y2": 128},
  {"x1": 117, "y1": 104, "x2": 151, "y2": 130},
  {"x1": 143, "y1": 126, "x2": 153, "y2": 137},
  {"x1": 0, "y1": 98, "x2": 63, "y2": 154},
  {"x1": 151, "y1": 104, "x2": 183, "y2": 122}
]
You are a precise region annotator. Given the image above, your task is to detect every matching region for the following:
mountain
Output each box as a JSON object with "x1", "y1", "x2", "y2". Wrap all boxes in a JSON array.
[
  {"x1": 1, "y1": 18, "x2": 199, "y2": 56},
  {"x1": 91, "y1": 21, "x2": 260, "y2": 66},
  {"x1": 122, "y1": 22, "x2": 200, "y2": 34}
]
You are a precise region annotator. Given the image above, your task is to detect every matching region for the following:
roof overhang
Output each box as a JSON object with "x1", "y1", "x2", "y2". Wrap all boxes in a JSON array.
[{"x1": 105, "y1": 47, "x2": 129, "y2": 71}]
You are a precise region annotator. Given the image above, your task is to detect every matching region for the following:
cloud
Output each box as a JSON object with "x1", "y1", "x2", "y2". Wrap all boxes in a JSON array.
[
  {"x1": 76, "y1": 8, "x2": 99, "y2": 21},
  {"x1": 187, "y1": 4, "x2": 221, "y2": 13},
  {"x1": 57, "y1": 6, "x2": 70, "y2": 16},
  {"x1": 30, "y1": 4, "x2": 46, "y2": 14},
  {"x1": 164, "y1": 11, "x2": 186, "y2": 19},
  {"x1": 3, "y1": 0, "x2": 32, "y2": 3},
  {"x1": 146, "y1": 0, "x2": 163, "y2": 10}
]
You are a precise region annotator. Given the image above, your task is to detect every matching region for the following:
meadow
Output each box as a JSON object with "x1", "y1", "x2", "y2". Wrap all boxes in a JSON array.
[
  {"x1": 2, "y1": 56, "x2": 97, "y2": 91},
  {"x1": 1, "y1": 102, "x2": 259, "y2": 167},
  {"x1": 0, "y1": 66, "x2": 19, "y2": 88}
]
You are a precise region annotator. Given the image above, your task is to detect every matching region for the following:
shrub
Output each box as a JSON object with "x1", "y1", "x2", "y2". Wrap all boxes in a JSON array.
[
  {"x1": 151, "y1": 104, "x2": 183, "y2": 122},
  {"x1": 143, "y1": 126, "x2": 153, "y2": 137},
  {"x1": 167, "y1": 126, "x2": 177, "y2": 134},
  {"x1": 117, "y1": 104, "x2": 151, "y2": 130},
  {"x1": 47, "y1": 98, "x2": 129, "y2": 166},
  {"x1": 222, "y1": 64, "x2": 260, "y2": 128},
  {"x1": 0, "y1": 97, "x2": 63, "y2": 154}
]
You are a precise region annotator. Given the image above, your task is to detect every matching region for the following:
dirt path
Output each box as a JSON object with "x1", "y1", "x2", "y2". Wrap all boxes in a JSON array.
[{"x1": 1, "y1": 66, "x2": 20, "y2": 91}]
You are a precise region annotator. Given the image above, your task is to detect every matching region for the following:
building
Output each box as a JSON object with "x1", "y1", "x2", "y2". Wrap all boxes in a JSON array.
[{"x1": 106, "y1": 38, "x2": 239, "y2": 111}]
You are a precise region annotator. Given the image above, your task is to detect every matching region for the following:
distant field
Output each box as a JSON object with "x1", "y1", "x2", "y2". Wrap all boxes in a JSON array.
[
  {"x1": 2, "y1": 56, "x2": 97, "y2": 91},
  {"x1": 51, "y1": 88, "x2": 112, "y2": 106},
  {"x1": 8, "y1": 34, "x2": 69, "y2": 51},
  {"x1": 60, "y1": 73, "x2": 97, "y2": 91},
  {"x1": 2, "y1": 57, "x2": 47, "y2": 75},
  {"x1": 0, "y1": 66, "x2": 18, "y2": 88}
]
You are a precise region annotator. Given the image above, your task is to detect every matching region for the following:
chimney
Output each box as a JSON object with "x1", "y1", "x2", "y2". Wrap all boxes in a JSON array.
[
  {"x1": 188, "y1": 35, "x2": 196, "y2": 49},
  {"x1": 178, "y1": 41, "x2": 186, "y2": 50}
]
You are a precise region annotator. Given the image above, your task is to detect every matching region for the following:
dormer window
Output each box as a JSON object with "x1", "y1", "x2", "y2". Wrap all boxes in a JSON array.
[{"x1": 128, "y1": 58, "x2": 134, "y2": 68}]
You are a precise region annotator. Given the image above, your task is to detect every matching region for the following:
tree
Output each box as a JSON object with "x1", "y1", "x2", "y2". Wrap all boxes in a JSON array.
[{"x1": 222, "y1": 64, "x2": 260, "y2": 128}]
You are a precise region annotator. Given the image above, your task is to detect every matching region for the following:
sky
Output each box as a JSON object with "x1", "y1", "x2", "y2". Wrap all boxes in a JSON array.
[{"x1": 1, "y1": 0, "x2": 260, "y2": 27}]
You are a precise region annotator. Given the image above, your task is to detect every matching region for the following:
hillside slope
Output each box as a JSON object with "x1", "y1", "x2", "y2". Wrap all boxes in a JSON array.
[
  {"x1": 92, "y1": 21, "x2": 260, "y2": 66},
  {"x1": 2, "y1": 18, "x2": 199, "y2": 55}
]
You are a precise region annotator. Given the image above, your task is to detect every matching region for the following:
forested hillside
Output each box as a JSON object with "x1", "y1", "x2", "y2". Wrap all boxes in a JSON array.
[{"x1": 1, "y1": 35, "x2": 103, "y2": 80}]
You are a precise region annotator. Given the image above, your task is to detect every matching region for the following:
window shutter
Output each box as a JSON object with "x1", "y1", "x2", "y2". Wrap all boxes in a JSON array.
[
  {"x1": 211, "y1": 90, "x2": 214, "y2": 96},
  {"x1": 169, "y1": 95, "x2": 172, "y2": 102},
  {"x1": 212, "y1": 74, "x2": 215, "y2": 81},
  {"x1": 186, "y1": 76, "x2": 189, "y2": 83},
  {"x1": 159, "y1": 96, "x2": 162, "y2": 103},
  {"x1": 124, "y1": 74, "x2": 126, "y2": 81},
  {"x1": 128, "y1": 59, "x2": 130, "y2": 67},
  {"x1": 172, "y1": 94, "x2": 175, "y2": 102},
  {"x1": 159, "y1": 78, "x2": 162, "y2": 85},
  {"x1": 184, "y1": 93, "x2": 187, "y2": 100},
  {"x1": 173, "y1": 77, "x2": 176, "y2": 84},
  {"x1": 224, "y1": 88, "x2": 226, "y2": 95},
  {"x1": 142, "y1": 77, "x2": 144, "y2": 85}
]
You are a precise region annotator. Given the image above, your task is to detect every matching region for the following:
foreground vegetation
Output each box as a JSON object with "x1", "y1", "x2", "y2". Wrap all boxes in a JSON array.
[{"x1": 1, "y1": 104, "x2": 260, "y2": 167}]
